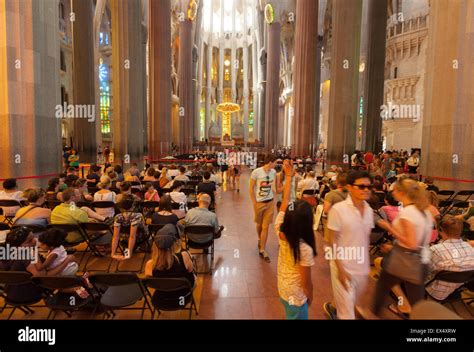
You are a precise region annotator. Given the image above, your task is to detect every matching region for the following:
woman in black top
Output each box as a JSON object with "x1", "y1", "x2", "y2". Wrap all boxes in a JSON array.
[
  {"x1": 151, "y1": 195, "x2": 179, "y2": 226},
  {"x1": 144, "y1": 225, "x2": 195, "y2": 305}
]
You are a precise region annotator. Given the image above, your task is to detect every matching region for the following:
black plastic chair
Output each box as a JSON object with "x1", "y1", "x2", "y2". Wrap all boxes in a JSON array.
[
  {"x1": 182, "y1": 188, "x2": 196, "y2": 197},
  {"x1": 116, "y1": 224, "x2": 151, "y2": 272},
  {"x1": 141, "y1": 277, "x2": 198, "y2": 319},
  {"x1": 186, "y1": 181, "x2": 199, "y2": 188},
  {"x1": 141, "y1": 201, "x2": 160, "y2": 220},
  {"x1": 452, "y1": 190, "x2": 474, "y2": 202},
  {"x1": 0, "y1": 271, "x2": 44, "y2": 319},
  {"x1": 46, "y1": 199, "x2": 62, "y2": 210},
  {"x1": 87, "y1": 187, "x2": 100, "y2": 196},
  {"x1": 425, "y1": 270, "x2": 474, "y2": 316},
  {"x1": 184, "y1": 225, "x2": 222, "y2": 275},
  {"x1": 11, "y1": 224, "x2": 46, "y2": 235},
  {"x1": 450, "y1": 201, "x2": 470, "y2": 216},
  {"x1": 80, "y1": 222, "x2": 114, "y2": 272},
  {"x1": 437, "y1": 190, "x2": 456, "y2": 202},
  {"x1": 91, "y1": 201, "x2": 115, "y2": 213},
  {"x1": 0, "y1": 200, "x2": 22, "y2": 225},
  {"x1": 89, "y1": 272, "x2": 151, "y2": 319},
  {"x1": 31, "y1": 275, "x2": 94, "y2": 319}
]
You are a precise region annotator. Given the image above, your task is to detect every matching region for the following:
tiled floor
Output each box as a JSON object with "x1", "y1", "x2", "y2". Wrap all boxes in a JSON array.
[{"x1": 1, "y1": 169, "x2": 473, "y2": 320}]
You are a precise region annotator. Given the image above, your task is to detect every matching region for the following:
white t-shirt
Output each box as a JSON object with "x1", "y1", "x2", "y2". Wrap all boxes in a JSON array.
[
  {"x1": 250, "y1": 167, "x2": 276, "y2": 202},
  {"x1": 167, "y1": 169, "x2": 180, "y2": 179},
  {"x1": 170, "y1": 191, "x2": 187, "y2": 219},
  {"x1": 93, "y1": 191, "x2": 116, "y2": 218},
  {"x1": 392, "y1": 205, "x2": 433, "y2": 264},
  {"x1": 274, "y1": 211, "x2": 315, "y2": 306},
  {"x1": 297, "y1": 178, "x2": 320, "y2": 193},
  {"x1": 326, "y1": 196, "x2": 374, "y2": 276},
  {"x1": 407, "y1": 156, "x2": 419, "y2": 167},
  {"x1": 48, "y1": 245, "x2": 68, "y2": 269}
]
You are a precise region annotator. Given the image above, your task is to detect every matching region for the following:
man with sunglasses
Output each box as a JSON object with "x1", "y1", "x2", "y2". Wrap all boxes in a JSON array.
[
  {"x1": 324, "y1": 170, "x2": 374, "y2": 319},
  {"x1": 250, "y1": 154, "x2": 277, "y2": 262}
]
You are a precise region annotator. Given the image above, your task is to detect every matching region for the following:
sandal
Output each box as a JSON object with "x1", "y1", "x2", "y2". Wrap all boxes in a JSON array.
[{"x1": 388, "y1": 304, "x2": 409, "y2": 320}]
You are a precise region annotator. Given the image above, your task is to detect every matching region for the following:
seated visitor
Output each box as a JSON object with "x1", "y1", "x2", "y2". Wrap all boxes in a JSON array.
[
  {"x1": 74, "y1": 178, "x2": 94, "y2": 202},
  {"x1": 111, "y1": 195, "x2": 148, "y2": 260},
  {"x1": 297, "y1": 168, "x2": 319, "y2": 196},
  {"x1": 37, "y1": 228, "x2": 79, "y2": 276},
  {"x1": 0, "y1": 178, "x2": 24, "y2": 217},
  {"x1": 167, "y1": 164, "x2": 180, "y2": 179},
  {"x1": 151, "y1": 195, "x2": 180, "y2": 226},
  {"x1": 86, "y1": 165, "x2": 102, "y2": 187},
  {"x1": 46, "y1": 177, "x2": 60, "y2": 201},
  {"x1": 379, "y1": 191, "x2": 400, "y2": 223},
  {"x1": 0, "y1": 227, "x2": 76, "y2": 304},
  {"x1": 426, "y1": 216, "x2": 474, "y2": 300},
  {"x1": 144, "y1": 182, "x2": 160, "y2": 202},
  {"x1": 169, "y1": 181, "x2": 187, "y2": 219},
  {"x1": 197, "y1": 172, "x2": 217, "y2": 205},
  {"x1": 93, "y1": 176, "x2": 117, "y2": 218},
  {"x1": 174, "y1": 166, "x2": 190, "y2": 183},
  {"x1": 144, "y1": 224, "x2": 195, "y2": 305},
  {"x1": 143, "y1": 167, "x2": 157, "y2": 182},
  {"x1": 13, "y1": 188, "x2": 51, "y2": 229},
  {"x1": 116, "y1": 181, "x2": 141, "y2": 204},
  {"x1": 183, "y1": 193, "x2": 220, "y2": 243},
  {"x1": 159, "y1": 168, "x2": 170, "y2": 189}
]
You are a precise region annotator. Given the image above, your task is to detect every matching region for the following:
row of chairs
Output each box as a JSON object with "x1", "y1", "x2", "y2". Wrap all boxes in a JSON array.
[
  {"x1": 0, "y1": 221, "x2": 222, "y2": 275},
  {"x1": 0, "y1": 271, "x2": 197, "y2": 320}
]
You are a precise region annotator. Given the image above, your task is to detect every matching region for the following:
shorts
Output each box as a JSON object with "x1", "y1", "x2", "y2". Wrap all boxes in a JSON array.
[{"x1": 254, "y1": 200, "x2": 274, "y2": 228}]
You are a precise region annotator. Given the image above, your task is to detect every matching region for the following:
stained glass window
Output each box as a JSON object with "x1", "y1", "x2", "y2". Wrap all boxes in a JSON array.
[{"x1": 99, "y1": 59, "x2": 111, "y2": 137}]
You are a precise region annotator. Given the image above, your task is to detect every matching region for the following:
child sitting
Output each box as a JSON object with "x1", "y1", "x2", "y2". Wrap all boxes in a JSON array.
[
  {"x1": 37, "y1": 229, "x2": 78, "y2": 276},
  {"x1": 144, "y1": 182, "x2": 160, "y2": 202}
]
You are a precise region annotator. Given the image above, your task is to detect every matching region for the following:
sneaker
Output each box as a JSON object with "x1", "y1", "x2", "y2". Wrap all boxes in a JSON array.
[
  {"x1": 323, "y1": 302, "x2": 337, "y2": 320},
  {"x1": 259, "y1": 250, "x2": 271, "y2": 263}
]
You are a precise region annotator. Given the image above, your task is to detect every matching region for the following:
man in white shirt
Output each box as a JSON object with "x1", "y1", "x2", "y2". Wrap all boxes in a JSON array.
[
  {"x1": 174, "y1": 166, "x2": 190, "y2": 183},
  {"x1": 324, "y1": 170, "x2": 374, "y2": 319},
  {"x1": 249, "y1": 154, "x2": 277, "y2": 263},
  {"x1": 169, "y1": 181, "x2": 187, "y2": 219},
  {"x1": 0, "y1": 178, "x2": 24, "y2": 217},
  {"x1": 297, "y1": 169, "x2": 319, "y2": 196}
]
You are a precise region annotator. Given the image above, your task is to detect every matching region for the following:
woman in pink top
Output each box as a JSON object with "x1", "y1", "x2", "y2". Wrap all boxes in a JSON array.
[{"x1": 380, "y1": 192, "x2": 400, "y2": 223}]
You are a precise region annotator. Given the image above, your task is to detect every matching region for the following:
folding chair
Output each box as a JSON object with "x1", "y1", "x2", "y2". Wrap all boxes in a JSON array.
[
  {"x1": 45, "y1": 199, "x2": 62, "y2": 210},
  {"x1": 449, "y1": 201, "x2": 470, "y2": 216},
  {"x1": 0, "y1": 271, "x2": 44, "y2": 319},
  {"x1": 47, "y1": 224, "x2": 90, "y2": 267},
  {"x1": 189, "y1": 175, "x2": 203, "y2": 183},
  {"x1": 11, "y1": 224, "x2": 46, "y2": 236},
  {"x1": 148, "y1": 224, "x2": 165, "y2": 241},
  {"x1": 184, "y1": 225, "x2": 222, "y2": 275},
  {"x1": 171, "y1": 202, "x2": 187, "y2": 219},
  {"x1": 438, "y1": 200, "x2": 453, "y2": 218},
  {"x1": 425, "y1": 270, "x2": 474, "y2": 316},
  {"x1": 116, "y1": 225, "x2": 151, "y2": 272},
  {"x1": 141, "y1": 277, "x2": 198, "y2": 320},
  {"x1": 81, "y1": 222, "x2": 115, "y2": 272},
  {"x1": 0, "y1": 200, "x2": 22, "y2": 225},
  {"x1": 182, "y1": 188, "x2": 196, "y2": 197},
  {"x1": 186, "y1": 181, "x2": 199, "y2": 188},
  {"x1": 89, "y1": 272, "x2": 152, "y2": 319},
  {"x1": 437, "y1": 190, "x2": 456, "y2": 202},
  {"x1": 452, "y1": 190, "x2": 474, "y2": 202},
  {"x1": 141, "y1": 201, "x2": 160, "y2": 220},
  {"x1": 91, "y1": 201, "x2": 116, "y2": 216},
  {"x1": 31, "y1": 275, "x2": 94, "y2": 319},
  {"x1": 87, "y1": 187, "x2": 100, "y2": 196},
  {"x1": 187, "y1": 201, "x2": 199, "y2": 210}
]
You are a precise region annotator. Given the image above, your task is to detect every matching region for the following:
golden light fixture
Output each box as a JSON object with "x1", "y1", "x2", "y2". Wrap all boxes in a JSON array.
[
  {"x1": 187, "y1": 0, "x2": 198, "y2": 21},
  {"x1": 216, "y1": 102, "x2": 241, "y2": 114}
]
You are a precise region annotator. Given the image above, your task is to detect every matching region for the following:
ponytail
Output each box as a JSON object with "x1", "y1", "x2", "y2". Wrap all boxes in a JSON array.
[{"x1": 394, "y1": 179, "x2": 430, "y2": 211}]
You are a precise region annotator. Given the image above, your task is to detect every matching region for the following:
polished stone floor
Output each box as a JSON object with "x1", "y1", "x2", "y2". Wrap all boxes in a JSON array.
[{"x1": 1, "y1": 169, "x2": 473, "y2": 320}]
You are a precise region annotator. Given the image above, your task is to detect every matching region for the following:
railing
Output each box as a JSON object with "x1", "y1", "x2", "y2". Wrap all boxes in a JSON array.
[{"x1": 387, "y1": 14, "x2": 428, "y2": 39}]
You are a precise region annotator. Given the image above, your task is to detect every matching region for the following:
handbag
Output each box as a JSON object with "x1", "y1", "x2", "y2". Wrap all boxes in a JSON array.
[{"x1": 382, "y1": 209, "x2": 430, "y2": 285}]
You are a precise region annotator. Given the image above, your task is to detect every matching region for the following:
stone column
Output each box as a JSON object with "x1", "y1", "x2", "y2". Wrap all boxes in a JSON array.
[
  {"x1": 195, "y1": 0, "x2": 204, "y2": 143},
  {"x1": 0, "y1": 0, "x2": 62, "y2": 184},
  {"x1": 242, "y1": 0, "x2": 249, "y2": 145},
  {"x1": 217, "y1": 3, "x2": 224, "y2": 130},
  {"x1": 361, "y1": 0, "x2": 387, "y2": 153},
  {"x1": 264, "y1": 19, "x2": 281, "y2": 152},
  {"x1": 292, "y1": 0, "x2": 319, "y2": 157},
  {"x1": 252, "y1": 40, "x2": 259, "y2": 142},
  {"x1": 111, "y1": 0, "x2": 147, "y2": 164},
  {"x1": 327, "y1": 0, "x2": 363, "y2": 164},
  {"x1": 148, "y1": 0, "x2": 171, "y2": 159},
  {"x1": 421, "y1": 0, "x2": 474, "y2": 190},
  {"x1": 205, "y1": 34, "x2": 213, "y2": 140},
  {"x1": 70, "y1": 0, "x2": 96, "y2": 163}
]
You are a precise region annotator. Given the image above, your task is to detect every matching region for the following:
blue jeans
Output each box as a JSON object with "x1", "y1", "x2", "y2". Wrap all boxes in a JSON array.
[{"x1": 280, "y1": 298, "x2": 309, "y2": 320}]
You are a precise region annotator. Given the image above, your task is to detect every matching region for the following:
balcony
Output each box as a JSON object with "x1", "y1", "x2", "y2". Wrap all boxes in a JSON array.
[{"x1": 386, "y1": 15, "x2": 428, "y2": 63}]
